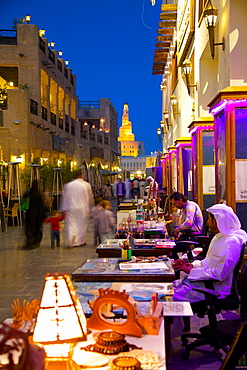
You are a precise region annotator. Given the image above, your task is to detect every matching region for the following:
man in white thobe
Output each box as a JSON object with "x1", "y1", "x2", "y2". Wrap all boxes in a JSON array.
[
  {"x1": 146, "y1": 176, "x2": 159, "y2": 200},
  {"x1": 61, "y1": 170, "x2": 94, "y2": 248},
  {"x1": 172, "y1": 204, "x2": 247, "y2": 303}
]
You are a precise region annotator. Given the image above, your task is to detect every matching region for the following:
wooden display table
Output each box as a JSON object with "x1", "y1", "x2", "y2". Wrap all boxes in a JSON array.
[
  {"x1": 96, "y1": 239, "x2": 175, "y2": 258},
  {"x1": 71, "y1": 258, "x2": 175, "y2": 283}
]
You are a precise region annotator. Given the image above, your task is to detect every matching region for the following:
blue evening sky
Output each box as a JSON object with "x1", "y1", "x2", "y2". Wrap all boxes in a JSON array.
[{"x1": 1, "y1": 0, "x2": 162, "y2": 154}]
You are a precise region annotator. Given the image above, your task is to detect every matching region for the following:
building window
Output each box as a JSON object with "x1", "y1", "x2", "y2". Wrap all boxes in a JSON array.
[
  {"x1": 71, "y1": 118, "x2": 75, "y2": 136},
  {"x1": 70, "y1": 74, "x2": 74, "y2": 86},
  {"x1": 64, "y1": 68, "x2": 68, "y2": 79},
  {"x1": 41, "y1": 106, "x2": 47, "y2": 120},
  {"x1": 59, "y1": 117, "x2": 63, "y2": 129},
  {"x1": 30, "y1": 99, "x2": 38, "y2": 115},
  {"x1": 58, "y1": 59, "x2": 62, "y2": 72},
  {"x1": 97, "y1": 134, "x2": 102, "y2": 144},
  {"x1": 48, "y1": 49, "x2": 55, "y2": 64},
  {"x1": 104, "y1": 136, "x2": 109, "y2": 145},
  {"x1": 50, "y1": 112, "x2": 56, "y2": 126},
  {"x1": 39, "y1": 37, "x2": 45, "y2": 53},
  {"x1": 90, "y1": 133, "x2": 95, "y2": 141}
]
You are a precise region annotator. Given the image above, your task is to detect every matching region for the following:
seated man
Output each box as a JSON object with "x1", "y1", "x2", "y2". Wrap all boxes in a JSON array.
[
  {"x1": 172, "y1": 204, "x2": 247, "y2": 303},
  {"x1": 170, "y1": 192, "x2": 204, "y2": 260}
]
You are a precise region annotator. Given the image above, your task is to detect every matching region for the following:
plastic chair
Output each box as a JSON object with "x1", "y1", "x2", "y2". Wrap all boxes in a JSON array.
[
  {"x1": 43, "y1": 196, "x2": 54, "y2": 213},
  {"x1": 5, "y1": 202, "x2": 20, "y2": 226},
  {"x1": 181, "y1": 243, "x2": 246, "y2": 359}
]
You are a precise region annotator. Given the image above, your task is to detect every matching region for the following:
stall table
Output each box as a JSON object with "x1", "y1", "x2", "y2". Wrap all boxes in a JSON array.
[
  {"x1": 96, "y1": 239, "x2": 175, "y2": 258},
  {"x1": 71, "y1": 258, "x2": 175, "y2": 283}
]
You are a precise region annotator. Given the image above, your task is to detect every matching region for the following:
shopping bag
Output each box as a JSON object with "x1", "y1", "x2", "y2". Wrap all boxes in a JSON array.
[{"x1": 20, "y1": 196, "x2": 30, "y2": 211}]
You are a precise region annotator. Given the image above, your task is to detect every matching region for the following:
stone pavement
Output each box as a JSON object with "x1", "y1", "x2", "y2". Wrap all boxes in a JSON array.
[
  {"x1": 0, "y1": 219, "x2": 98, "y2": 323},
  {"x1": 0, "y1": 200, "x2": 225, "y2": 369}
]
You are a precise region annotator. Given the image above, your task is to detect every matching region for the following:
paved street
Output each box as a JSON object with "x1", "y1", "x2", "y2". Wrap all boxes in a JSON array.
[{"x1": 0, "y1": 220, "x2": 98, "y2": 322}]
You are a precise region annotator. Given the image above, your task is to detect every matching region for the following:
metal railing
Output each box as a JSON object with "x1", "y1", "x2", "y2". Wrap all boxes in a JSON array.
[
  {"x1": 0, "y1": 30, "x2": 17, "y2": 45},
  {"x1": 78, "y1": 100, "x2": 100, "y2": 109}
]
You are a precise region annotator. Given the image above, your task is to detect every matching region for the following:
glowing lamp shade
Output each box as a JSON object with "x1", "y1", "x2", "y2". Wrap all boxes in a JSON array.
[
  {"x1": 33, "y1": 274, "x2": 87, "y2": 370},
  {"x1": 25, "y1": 14, "x2": 31, "y2": 23},
  {"x1": 203, "y1": 0, "x2": 218, "y2": 28}
]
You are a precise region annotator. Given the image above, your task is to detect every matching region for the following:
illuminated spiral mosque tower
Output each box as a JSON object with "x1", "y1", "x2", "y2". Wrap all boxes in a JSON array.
[{"x1": 118, "y1": 103, "x2": 139, "y2": 157}]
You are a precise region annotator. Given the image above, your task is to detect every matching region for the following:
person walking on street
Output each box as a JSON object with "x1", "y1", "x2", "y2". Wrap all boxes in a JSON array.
[
  {"x1": 44, "y1": 211, "x2": 65, "y2": 248},
  {"x1": 96, "y1": 200, "x2": 116, "y2": 243},
  {"x1": 146, "y1": 176, "x2": 159, "y2": 200},
  {"x1": 125, "y1": 178, "x2": 132, "y2": 199},
  {"x1": 116, "y1": 177, "x2": 126, "y2": 205},
  {"x1": 60, "y1": 169, "x2": 94, "y2": 248},
  {"x1": 139, "y1": 177, "x2": 146, "y2": 198},
  {"x1": 90, "y1": 197, "x2": 103, "y2": 247},
  {"x1": 23, "y1": 180, "x2": 45, "y2": 249},
  {"x1": 132, "y1": 177, "x2": 140, "y2": 198},
  {"x1": 103, "y1": 180, "x2": 113, "y2": 201}
]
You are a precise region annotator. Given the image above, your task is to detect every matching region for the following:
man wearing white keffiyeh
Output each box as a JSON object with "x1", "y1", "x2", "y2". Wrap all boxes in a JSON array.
[{"x1": 172, "y1": 204, "x2": 247, "y2": 302}]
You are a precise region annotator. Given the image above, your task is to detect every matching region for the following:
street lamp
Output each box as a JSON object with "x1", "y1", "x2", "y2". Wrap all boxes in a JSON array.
[
  {"x1": 203, "y1": 0, "x2": 225, "y2": 59},
  {"x1": 39, "y1": 28, "x2": 46, "y2": 37},
  {"x1": 157, "y1": 127, "x2": 162, "y2": 142},
  {"x1": 49, "y1": 41, "x2": 55, "y2": 50},
  {"x1": 170, "y1": 94, "x2": 180, "y2": 117},
  {"x1": 182, "y1": 59, "x2": 197, "y2": 95},
  {"x1": 25, "y1": 14, "x2": 31, "y2": 23}
]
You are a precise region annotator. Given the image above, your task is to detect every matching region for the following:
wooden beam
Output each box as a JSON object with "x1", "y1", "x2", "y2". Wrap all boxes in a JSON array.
[
  {"x1": 152, "y1": 71, "x2": 163, "y2": 75},
  {"x1": 154, "y1": 54, "x2": 168, "y2": 60},
  {"x1": 156, "y1": 36, "x2": 173, "y2": 42},
  {"x1": 161, "y1": 4, "x2": 177, "y2": 12},
  {"x1": 158, "y1": 28, "x2": 174, "y2": 35},
  {"x1": 155, "y1": 42, "x2": 170, "y2": 48},
  {"x1": 155, "y1": 45, "x2": 170, "y2": 51},
  {"x1": 159, "y1": 21, "x2": 176, "y2": 28},
  {"x1": 155, "y1": 49, "x2": 169, "y2": 54},
  {"x1": 160, "y1": 13, "x2": 177, "y2": 21},
  {"x1": 153, "y1": 64, "x2": 166, "y2": 69}
]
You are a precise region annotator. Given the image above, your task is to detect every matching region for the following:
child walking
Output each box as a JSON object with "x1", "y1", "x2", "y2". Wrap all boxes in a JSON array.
[
  {"x1": 96, "y1": 200, "x2": 116, "y2": 243},
  {"x1": 44, "y1": 211, "x2": 65, "y2": 248}
]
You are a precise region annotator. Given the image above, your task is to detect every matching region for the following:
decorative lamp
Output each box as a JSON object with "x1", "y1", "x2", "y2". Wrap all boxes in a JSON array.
[
  {"x1": 25, "y1": 14, "x2": 31, "y2": 23},
  {"x1": 49, "y1": 41, "x2": 55, "y2": 49},
  {"x1": 39, "y1": 28, "x2": 46, "y2": 37},
  {"x1": 33, "y1": 273, "x2": 87, "y2": 370},
  {"x1": 156, "y1": 127, "x2": 162, "y2": 142},
  {"x1": 170, "y1": 94, "x2": 180, "y2": 117},
  {"x1": 182, "y1": 59, "x2": 197, "y2": 95},
  {"x1": 65, "y1": 60, "x2": 69, "y2": 66},
  {"x1": 58, "y1": 50, "x2": 63, "y2": 57},
  {"x1": 160, "y1": 120, "x2": 167, "y2": 134},
  {"x1": 163, "y1": 110, "x2": 169, "y2": 120},
  {"x1": 203, "y1": 0, "x2": 224, "y2": 59}
]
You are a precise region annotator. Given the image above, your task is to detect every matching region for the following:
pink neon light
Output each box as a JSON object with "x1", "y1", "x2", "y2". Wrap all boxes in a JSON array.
[
  {"x1": 175, "y1": 142, "x2": 192, "y2": 148},
  {"x1": 210, "y1": 98, "x2": 247, "y2": 115}
]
